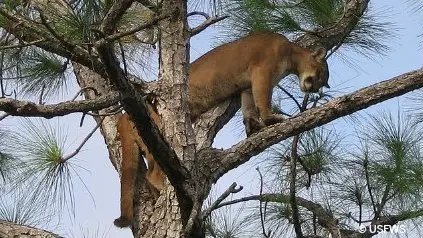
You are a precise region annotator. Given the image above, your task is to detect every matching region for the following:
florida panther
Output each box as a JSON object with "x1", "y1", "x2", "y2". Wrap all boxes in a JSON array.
[{"x1": 114, "y1": 32, "x2": 329, "y2": 227}]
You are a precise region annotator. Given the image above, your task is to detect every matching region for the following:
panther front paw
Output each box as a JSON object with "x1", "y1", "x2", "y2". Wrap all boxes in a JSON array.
[{"x1": 263, "y1": 114, "x2": 285, "y2": 126}]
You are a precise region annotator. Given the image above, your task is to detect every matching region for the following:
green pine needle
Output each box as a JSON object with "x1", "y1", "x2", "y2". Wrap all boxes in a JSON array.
[
  {"x1": 0, "y1": 189, "x2": 54, "y2": 228},
  {"x1": 0, "y1": 128, "x2": 21, "y2": 185},
  {"x1": 359, "y1": 111, "x2": 423, "y2": 199},
  {"x1": 14, "y1": 49, "x2": 69, "y2": 100},
  {"x1": 342, "y1": 8, "x2": 397, "y2": 57},
  {"x1": 10, "y1": 119, "x2": 90, "y2": 219}
]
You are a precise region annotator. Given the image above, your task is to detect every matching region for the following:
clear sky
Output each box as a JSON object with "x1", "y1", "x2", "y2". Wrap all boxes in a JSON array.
[{"x1": 1, "y1": 0, "x2": 422, "y2": 237}]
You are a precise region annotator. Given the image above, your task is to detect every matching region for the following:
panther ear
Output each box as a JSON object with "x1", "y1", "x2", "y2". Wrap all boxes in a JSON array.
[{"x1": 312, "y1": 47, "x2": 327, "y2": 61}]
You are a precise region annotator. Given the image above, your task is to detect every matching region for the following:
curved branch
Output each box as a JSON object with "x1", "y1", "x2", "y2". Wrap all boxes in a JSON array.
[
  {"x1": 209, "y1": 68, "x2": 423, "y2": 182},
  {"x1": 0, "y1": 92, "x2": 120, "y2": 118},
  {"x1": 190, "y1": 15, "x2": 229, "y2": 37},
  {"x1": 214, "y1": 193, "x2": 339, "y2": 235},
  {"x1": 296, "y1": 0, "x2": 370, "y2": 49},
  {"x1": 95, "y1": 12, "x2": 172, "y2": 46}
]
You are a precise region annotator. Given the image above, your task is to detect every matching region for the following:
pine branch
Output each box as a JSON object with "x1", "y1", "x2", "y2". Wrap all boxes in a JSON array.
[
  {"x1": 95, "y1": 12, "x2": 171, "y2": 45},
  {"x1": 0, "y1": 219, "x2": 62, "y2": 238},
  {"x1": 100, "y1": 0, "x2": 135, "y2": 35},
  {"x1": 0, "y1": 92, "x2": 120, "y2": 118},
  {"x1": 190, "y1": 15, "x2": 229, "y2": 37},
  {"x1": 213, "y1": 193, "x2": 339, "y2": 236},
  {"x1": 0, "y1": 7, "x2": 108, "y2": 79}
]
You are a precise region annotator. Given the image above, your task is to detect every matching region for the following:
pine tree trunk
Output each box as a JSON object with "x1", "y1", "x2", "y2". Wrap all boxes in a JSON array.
[{"x1": 72, "y1": 0, "x2": 198, "y2": 235}]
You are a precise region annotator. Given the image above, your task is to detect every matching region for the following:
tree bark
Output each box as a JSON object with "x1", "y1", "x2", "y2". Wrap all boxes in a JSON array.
[{"x1": 0, "y1": 220, "x2": 62, "y2": 238}]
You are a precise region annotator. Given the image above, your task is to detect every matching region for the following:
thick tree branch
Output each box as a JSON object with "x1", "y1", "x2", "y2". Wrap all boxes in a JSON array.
[
  {"x1": 100, "y1": 0, "x2": 135, "y2": 34},
  {"x1": 0, "y1": 220, "x2": 62, "y2": 238},
  {"x1": 0, "y1": 93, "x2": 120, "y2": 118},
  {"x1": 194, "y1": 98, "x2": 240, "y2": 150},
  {"x1": 296, "y1": 0, "x2": 369, "y2": 49},
  {"x1": 208, "y1": 68, "x2": 423, "y2": 182},
  {"x1": 135, "y1": 0, "x2": 159, "y2": 12},
  {"x1": 376, "y1": 209, "x2": 423, "y2": 225}
]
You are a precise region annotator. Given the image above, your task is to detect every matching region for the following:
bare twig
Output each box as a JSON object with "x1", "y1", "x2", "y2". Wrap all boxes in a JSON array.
[
  {"x1": 277, "y1": 84, "x2": 302, "y2": 110},
  {"x1": 60, "y1": 117, "x2": 105, "y2": 162},
  {"x1": 0, "y1": 39, "x2": 45, "y2": 50},
  {"x1": 0, "y1": 49, "x2": 5, "y2": 98},
  {"x1": 290, "y1": 133, "x2": 304, "y2": 238},
  {"x1": 216, "y1": 193, "x2": 338, "y2": 227},
  {"x1": 0, "y1": 113, "x2": 9, "y2": 121},
  {"x1": 363, "y1": 159, "x2": 377, "y2": 214},
  {"x1": 347, "y1": 212, "x2": 372, "y2": 224},
  {"x1": 202, "y1": 182, "x2": 243, "y2": 220},
  {"x1": 78, "y1": 105, "x2": 122, "y2": 127},
  {"x1": 190, "y1": 15, "x2": 229, "y2": 37},
  {"x1": 256, "y1": 167, "x2": 271, "y2": 238},
  {"x1": 38, "y1": 84, "x2": 46, "y2": 105},
  {"x1": 71, "y1": 87, "x2": 99, "y2": 101},
  {"x1": 96, "y1": 13, "x2": 171, "y2": 45},
  {"x1": 374, "y1": 184, "x2": 391, "y2": 221},
  {"x1": 187, "y1": 11, "x2": 210, "y2": 19}
]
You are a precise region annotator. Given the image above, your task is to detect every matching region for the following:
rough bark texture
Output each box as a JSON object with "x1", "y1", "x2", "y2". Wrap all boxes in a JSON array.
[
  {"x1": 0, "y1": 220, "x2": 62, "y2": 238},
  {"x1": 139, "y1": 0, "x2": 198, "y2": 236}
]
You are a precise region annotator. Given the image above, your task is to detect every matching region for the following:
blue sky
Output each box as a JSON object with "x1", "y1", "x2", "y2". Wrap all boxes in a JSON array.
[{"x1": 1, "y1": 0, "x2": 423, "y2": 237}]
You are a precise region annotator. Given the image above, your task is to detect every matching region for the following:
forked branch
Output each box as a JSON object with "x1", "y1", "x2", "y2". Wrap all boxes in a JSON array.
[{"x1": 202, "y1": 182, "x2": 243, "y2": 220}]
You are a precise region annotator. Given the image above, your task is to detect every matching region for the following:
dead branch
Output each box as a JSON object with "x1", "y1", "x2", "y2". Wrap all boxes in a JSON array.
[
  {"x1": 189, "y1": 15, "x2": 229, "y2": 37},
  {"x1": 215, "y1": 193, "x2": 339, "y2": 235},
  {"x1": 0, "y1": 92, "x2": 120, "y2": 118},
  {"x1": 201, "y1": 182, "x2": 243, "y2": 220},
  {"x1": 0, "y1": 39, "x2": 45, "y2": 50},
  {"x1": 60, "y1": 117, "x2": 104, "y2": 163},
  {"x1": 96, "y1": 13, "x2": 171, "y2": 46},
  {"x1": 257, "y1": 168, "x2": 271, "y2": 238}
]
